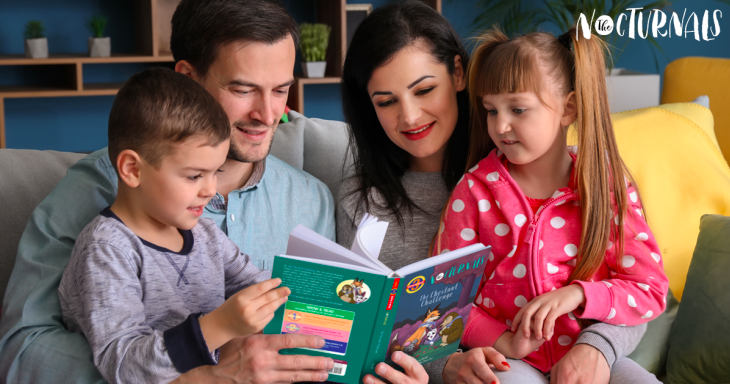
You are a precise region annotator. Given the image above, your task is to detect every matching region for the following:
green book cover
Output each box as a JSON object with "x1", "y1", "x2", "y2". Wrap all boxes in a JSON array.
[{"x1": 263, "y1": 223, "x2": 489, "y2": 384}]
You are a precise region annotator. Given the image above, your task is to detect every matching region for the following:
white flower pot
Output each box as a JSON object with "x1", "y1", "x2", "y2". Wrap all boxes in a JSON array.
[
  {"x1": 302, "y1": 61, "x2": 327, "y2": 78},
  {"x1": 88, "y1": 37, "x2": 111, "y2": 57},
  {"x1": 25, "y1": 38, "x2": 48, "y2": 59}
]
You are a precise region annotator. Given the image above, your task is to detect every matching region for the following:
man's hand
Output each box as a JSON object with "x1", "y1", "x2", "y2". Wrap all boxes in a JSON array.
[
  {"x1": 549, "y1": 344, "x2": 610, "y2": 384},
  {"x1": 493, "y1": 330, "x2": 544, "y2": 360},
  {"x1": 512, "y1": 285, "x2": 585, "y2": 341},
  {"x1": 362, "y1": 352, "x2": 429, "y2": 384},
  {"x1": 172, "y1": 333, "x2": 334, "y2": 384},
  {"x1": 442, "y1": 347, "x2": 510, "y2": 384}
]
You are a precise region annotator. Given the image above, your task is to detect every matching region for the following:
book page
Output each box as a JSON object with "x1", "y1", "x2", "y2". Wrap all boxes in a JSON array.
[
  {"x1": 350, "y1": 213, "x2": 389, "y2": 261},
  {"x1": 287, "y1": 225, "x2": 385, "y2": 271}
]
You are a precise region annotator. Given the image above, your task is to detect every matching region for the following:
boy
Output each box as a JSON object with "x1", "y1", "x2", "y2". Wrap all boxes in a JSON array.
[{"x1": 58, "y1": 68, "x2": 288, "y2": 384}]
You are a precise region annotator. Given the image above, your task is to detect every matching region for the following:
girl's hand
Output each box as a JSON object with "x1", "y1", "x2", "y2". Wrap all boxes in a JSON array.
[
  {"x1": 493, "y1": 330, "x2": 544, "y2": 359},
  {"x1": 200, "y1": 278, "x2": 290, "y2": 351},
  {"x1": 442, "y1": 347, "x2": 510, "y2": 384},
  {"x1": 363, "y1": 351, "x2": 428, "y2": 384},
  {"x1": 511, "y1": 285, "x2": 586, "y2": 341}
]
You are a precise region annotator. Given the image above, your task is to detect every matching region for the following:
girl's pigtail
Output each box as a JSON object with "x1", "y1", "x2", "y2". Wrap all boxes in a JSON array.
[{"x1": 566, "y1": 27, "x2": 633, "y2": 282}]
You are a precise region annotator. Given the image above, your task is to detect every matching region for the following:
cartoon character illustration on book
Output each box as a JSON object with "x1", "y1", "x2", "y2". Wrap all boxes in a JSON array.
[
  {"x1": 337, "y1": 278, "x2": 370, "y2": 304},
  {"x1": 402, "y1": 305, "x2": 440, "y2": 355},
  {"x1": 338, "y1": 283, "x2": 355, "y2": 303},
  {"x1": 438, "y1": 311, "x2": 464, "y2": 347},
  {"x1": 354, "y1": 289, "x2": 367, "y2": 304},
  {"x1": 387, "y1": 332, "x2": 403, "y2": 356},
  {"x1": 424, "y1": 327, "x2": 439, "y2": 347}
]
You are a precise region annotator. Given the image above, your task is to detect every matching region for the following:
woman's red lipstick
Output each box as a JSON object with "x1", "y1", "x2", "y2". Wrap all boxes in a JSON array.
[{"x1": 401, "y1": 121, "x2": 435, "y2": 141}]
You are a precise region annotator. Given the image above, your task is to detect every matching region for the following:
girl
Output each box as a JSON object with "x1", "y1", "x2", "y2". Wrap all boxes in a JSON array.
[{"x1": 434, "y1": 27, "x2": 668, "y2": 383}]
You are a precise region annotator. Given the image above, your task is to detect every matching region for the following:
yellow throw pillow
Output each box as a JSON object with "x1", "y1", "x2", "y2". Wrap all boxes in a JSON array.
[{"x1": 569, "y1": 103, "x2": 730, "y2": 300}]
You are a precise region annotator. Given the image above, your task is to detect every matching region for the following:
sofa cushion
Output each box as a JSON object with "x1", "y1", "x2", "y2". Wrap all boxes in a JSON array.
[
  {"x1": 271, "y1": 113, "x2": 306, "y2": 170},
  {"x1": 568, "y1": 102, "x2": 730, "y2": 299},
  {"x1": 664, "y1": 214, "x2": 730, "y2": 384},
  {"x1": 0, "y1": 150, "x2": 85, "y2": 302}
]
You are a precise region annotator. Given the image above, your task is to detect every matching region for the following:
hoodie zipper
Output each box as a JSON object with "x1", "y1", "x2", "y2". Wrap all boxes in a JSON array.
[{"x1": 492, "y1": 154, "x2": 576, "y2": 369}]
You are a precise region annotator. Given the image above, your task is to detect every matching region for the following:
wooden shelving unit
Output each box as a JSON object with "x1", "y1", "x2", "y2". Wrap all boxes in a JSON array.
[
  {"x1": 0, "y1": 0, "x2": 441, "y2": 148},
  {"x1": 0, "y1": 0, "x2": 177, "y2": 148}
]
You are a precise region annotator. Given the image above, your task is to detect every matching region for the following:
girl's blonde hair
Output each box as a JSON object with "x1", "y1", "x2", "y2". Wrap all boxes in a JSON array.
[{"x1": 436, "y1": 27, "x2": 636, "y2": 283}]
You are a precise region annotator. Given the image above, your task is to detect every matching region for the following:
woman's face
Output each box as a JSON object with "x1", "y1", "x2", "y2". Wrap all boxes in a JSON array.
[{"x1": 367, "y1": 44, "x2": 465, "y2": 172}]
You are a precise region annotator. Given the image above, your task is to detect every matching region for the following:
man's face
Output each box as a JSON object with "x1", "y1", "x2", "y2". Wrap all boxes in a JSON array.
[{"x1": 195, "y1": 36, "x2": 296, "y2": 163}]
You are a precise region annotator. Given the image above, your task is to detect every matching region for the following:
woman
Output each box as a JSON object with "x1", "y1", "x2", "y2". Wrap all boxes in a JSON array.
[{"x1": 337, "y1": 2, "x2": 647, "y2": 384}]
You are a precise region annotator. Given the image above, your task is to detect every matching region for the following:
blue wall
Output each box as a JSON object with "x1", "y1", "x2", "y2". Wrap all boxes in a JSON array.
[{"x1": 2, "y1": 0, "x2": 728, "y2": 151}]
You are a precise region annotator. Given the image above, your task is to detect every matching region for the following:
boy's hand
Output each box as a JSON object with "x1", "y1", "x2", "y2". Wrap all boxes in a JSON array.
[
  {"x1": 493, "y1": 330, "x2": 544, "y2": 359},
  {"x1": 200, "y1": 278, "x2": 290, "y2": 351},
  {"x1": 511, "y1": 285, "x2": 585, "y2": 342}
]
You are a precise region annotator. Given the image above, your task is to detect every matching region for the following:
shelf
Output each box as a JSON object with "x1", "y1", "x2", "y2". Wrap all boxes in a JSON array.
[
  {"x1": 287, "y1": 76, "x2": 342, "y2": 115},
  {"x1": 0, "y1": 53, "x2": 174, "y2": 66},
  {"x1": 297, "y1": 76, "x2": 341, "y2": 84}
]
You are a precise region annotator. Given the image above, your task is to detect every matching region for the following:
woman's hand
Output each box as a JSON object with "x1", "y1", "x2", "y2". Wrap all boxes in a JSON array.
[
  {"x1": 511, "y1": 285, "x2": 585, "y2": 341},
  {"x1": 493, "y1": 330, "x2": 544, "y2": 360},
  {"x1": 442, "y1": 347, "x2": 510, "y2": 384},
  {"x1": 363, "y1": 352, "x2": 428, "y2": 384}
]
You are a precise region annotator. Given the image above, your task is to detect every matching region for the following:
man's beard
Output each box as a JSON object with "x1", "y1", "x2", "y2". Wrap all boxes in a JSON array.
[{"x1": 228, "y1": 121, "x2": 276, "y2": 163}]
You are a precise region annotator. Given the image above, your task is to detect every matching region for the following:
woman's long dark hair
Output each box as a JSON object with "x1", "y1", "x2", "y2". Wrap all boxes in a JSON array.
[{"x1": 341, "y1": 0, "x2": 470, "y2": 227}]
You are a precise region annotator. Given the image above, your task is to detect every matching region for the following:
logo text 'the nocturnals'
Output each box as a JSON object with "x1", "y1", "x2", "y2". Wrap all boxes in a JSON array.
[{"x1": 576, "y1": 8, "x2": 722, "y2": 41}]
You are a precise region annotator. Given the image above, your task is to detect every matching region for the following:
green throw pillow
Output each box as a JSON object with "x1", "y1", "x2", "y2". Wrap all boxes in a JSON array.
[
  {"x1": 628, "y1": 288, "x2": 679, "y2": 377},
  {"x1": 665, "y1": 214, "x2": 730, "y2": 384}
]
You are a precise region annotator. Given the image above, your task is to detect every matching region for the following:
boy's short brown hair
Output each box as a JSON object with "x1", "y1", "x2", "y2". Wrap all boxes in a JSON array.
[{"x1": 108, "y1": 67, "x2": 230, "y2": 170}]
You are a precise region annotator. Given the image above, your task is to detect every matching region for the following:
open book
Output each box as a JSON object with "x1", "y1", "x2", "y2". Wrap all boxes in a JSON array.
[{"x1": 263, "y1": 215, "x2": 490, "y2": 384}]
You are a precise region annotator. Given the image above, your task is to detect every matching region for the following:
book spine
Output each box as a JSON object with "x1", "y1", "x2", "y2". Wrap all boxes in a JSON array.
[{"x1": 362, "y1": 277, "x2": 402, "y2": 377}]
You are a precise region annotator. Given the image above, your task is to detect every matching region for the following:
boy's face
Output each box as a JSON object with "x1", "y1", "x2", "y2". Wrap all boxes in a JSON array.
[
  {"x1": 138, "y1": 136, "x2": 230, "y2": 230},
  {"x1": 194, "y1": 36, "x2": 296, "y2": 164}
]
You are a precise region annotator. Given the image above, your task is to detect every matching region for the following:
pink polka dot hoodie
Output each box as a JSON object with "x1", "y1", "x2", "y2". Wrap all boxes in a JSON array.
[{"x1": 434, "y1": 148, "x2": 669, "y2": 373}]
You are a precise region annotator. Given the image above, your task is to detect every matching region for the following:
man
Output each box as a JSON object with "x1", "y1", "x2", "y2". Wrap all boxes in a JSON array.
[{"x1": 0, "y1": 1, "x2": 335, "y2": 382}]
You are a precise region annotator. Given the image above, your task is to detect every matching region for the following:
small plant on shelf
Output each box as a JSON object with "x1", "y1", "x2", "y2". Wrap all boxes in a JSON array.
[
  {"x1": 24, "y1": 21, "x2": 45, "y2": 40},
  {"x1": 88, "y1": 15, "x2": 111, "y2": 58},
  {"x1": 24, "y1": 20, "x2": 48, "y2": 59},
  {"x1": 89, "y1": 15, "x2": 108, "y2": 38},
  {"x1": 299, "y1": 23, "x2": 331, "y2": 78}
]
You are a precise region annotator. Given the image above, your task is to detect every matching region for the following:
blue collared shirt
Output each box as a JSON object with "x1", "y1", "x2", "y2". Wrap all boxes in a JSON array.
[{"x1": 0, "y1": 147, "x2": 335, "y2": 383}]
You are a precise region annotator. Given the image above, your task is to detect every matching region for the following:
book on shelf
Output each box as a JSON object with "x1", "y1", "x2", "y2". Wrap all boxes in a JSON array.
[{"x1": 263, "y1": 214, "x2": 490, "y2": 384}]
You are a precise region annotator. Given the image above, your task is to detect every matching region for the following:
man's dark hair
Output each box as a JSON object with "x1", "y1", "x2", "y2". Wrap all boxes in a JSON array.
[
  {"x1": 108, "y1": 68, "x2": 231, "y2": 170},
  {"x1": 171, "y1": 0, "x2": 299, "y2": 78}
]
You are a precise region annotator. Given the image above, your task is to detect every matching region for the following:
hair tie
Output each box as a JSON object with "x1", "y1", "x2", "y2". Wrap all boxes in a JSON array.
[{"x1": 558, "y1": 32, "x2": 572, "y2": 50}]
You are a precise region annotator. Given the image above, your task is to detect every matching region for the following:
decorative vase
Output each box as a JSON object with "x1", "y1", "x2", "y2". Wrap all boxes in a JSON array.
[
  {"x1": 24, "y1": 37, "x2": 48, "y2": 59},
  {"x1": 88, "y1": 37, "x2": 111, "y2": 57},
  {"x1": 302, "y1": 61, "x2": 326, "y2": 78}
]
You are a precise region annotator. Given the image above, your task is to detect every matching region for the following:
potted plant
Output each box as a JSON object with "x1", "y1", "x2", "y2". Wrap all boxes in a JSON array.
[
  {"x1": 24, "y1": 20, "x2": 48, "y2": 59},
  {"x1": 299, "y1": 23, "x2": 331, "y2": 78},
  {"x1": 88, "y1": 15, "x2": 110, "y2": 57}
]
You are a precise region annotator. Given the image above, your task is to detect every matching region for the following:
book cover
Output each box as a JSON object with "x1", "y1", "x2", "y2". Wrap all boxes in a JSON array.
[
  {"x1": 263, "y1": 256, "x2": 390, "y2": 384},
  {"x1": 374, "y1": 250, "x2": 487, "y2": 370}
]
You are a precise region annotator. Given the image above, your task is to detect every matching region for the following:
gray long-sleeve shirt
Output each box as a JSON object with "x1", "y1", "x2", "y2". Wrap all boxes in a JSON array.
[
  {"x1": 59, "y1": 208, "x2": 270, "y2": 384},
  {"x1": 336, "y1": 172, "x2": 646, "y2": 383}
]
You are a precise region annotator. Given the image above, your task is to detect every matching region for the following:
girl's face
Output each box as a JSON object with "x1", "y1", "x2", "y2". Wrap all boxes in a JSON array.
[
  {"x1": 367, "y1": 44, "x2": 465, "y2": 172},
  {"x1": 482, "y1": 89, "x2": 575, "y2": 166}
]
